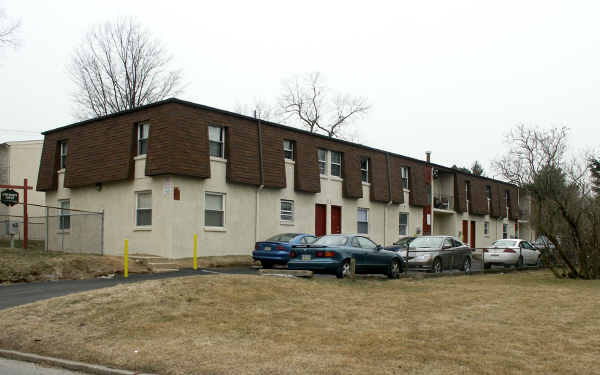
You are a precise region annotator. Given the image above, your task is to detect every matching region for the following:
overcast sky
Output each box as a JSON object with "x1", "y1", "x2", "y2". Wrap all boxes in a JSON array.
[{"x1": 1, "y1": 0, "x2": 599, "y2": 175}]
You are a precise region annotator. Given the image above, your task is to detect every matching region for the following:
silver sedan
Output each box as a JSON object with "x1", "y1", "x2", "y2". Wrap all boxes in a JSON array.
[{"x1": 484, "y1": 239, "x2": 541, "y2": 269}]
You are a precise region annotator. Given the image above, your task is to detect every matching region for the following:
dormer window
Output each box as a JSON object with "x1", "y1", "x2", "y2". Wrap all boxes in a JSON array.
[
  {"x1": 360, "y1": 157, "x2": 369, "y2": 182},
  {"x1": 209, "y1": 126, "x2": 225, "y2": 158},
  {"x1": 59, "y1": 141, "x2": 68, "y2": 169},
  {"x1": 137, "y1": 123, "x2": 149, "y2": 155},
  {"x1": 485, "y1": 185, "x2": 491, "y2": 199},
  {"x1": 283, "y1": 140, "x2": 295, "y2": 161}
]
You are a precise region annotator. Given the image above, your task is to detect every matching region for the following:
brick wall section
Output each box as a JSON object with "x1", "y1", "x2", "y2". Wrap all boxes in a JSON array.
[
  {"x1": 454, "y1": 173, "x2": 467, "y2": 213},
  {"x1": 37, "y1": 135, "x2": 60, "y2": 191},
  {"x1": 367, "y1": 151, "x2": 390, "y2": 202},
  {"x1": 388, "y1": 156, "x2": 405, "y2": 204},
  {"x1": 508, "y1": 185, "x2": 519, "y2": 220},
  {"x1": 490, "y1": 182, "x2": 504, "y2": 218},
  {"x1": 400, "y1": 159, "x2": 428, "y2": 207},
  {"x1": 342, "y1": 148, "x2": 362, "y2": 199},
  {"x1": 470, "y1": 178, "x2": 489, "y2": 215},
  {"x1": 260, "y1": 123, "x2": 286, "y2": 188},
  {"x1": 293, "y1": 135, "x2": 321, "y2": 193}
]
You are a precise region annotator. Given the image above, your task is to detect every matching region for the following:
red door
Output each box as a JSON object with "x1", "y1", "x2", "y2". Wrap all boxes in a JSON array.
[
  {"x1": 470, "y1": 221, "x2": 476, "y2": 248},
  {"x1": 315, "y1": 204, "x2": 326, "y2": 237},
  {"x1": 462, "y1": 220, "x2": 468, "y2": 244},
  {"x1": 331, "y1": 206, "x2": 342, "y2": 234}
]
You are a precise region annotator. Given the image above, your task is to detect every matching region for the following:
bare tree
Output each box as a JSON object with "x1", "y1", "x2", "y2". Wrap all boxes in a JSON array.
[
  {"x1": 69, "y1": 18, "x2": 183, "y2": 119},
  {"x1": 234, "y1": 98, "x2": 278, "y2": 122},
  {"x1": 493, "y1": 125, "x2": 600, "y2": 279},
  {"x1": 278, "y1": 72, "x2": 369, "y2": 139},
  {"x1": 0, "y1": 8, "x2": 21, "y2": 48},
  {"x1": 590, "y1": 157, "x2": 600, "y2": 195}
]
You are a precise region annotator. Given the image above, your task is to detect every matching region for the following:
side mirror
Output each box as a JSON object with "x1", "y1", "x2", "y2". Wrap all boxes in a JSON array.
[{"x1": 376, "y1": 245, "x2": 382, "y2": 250}]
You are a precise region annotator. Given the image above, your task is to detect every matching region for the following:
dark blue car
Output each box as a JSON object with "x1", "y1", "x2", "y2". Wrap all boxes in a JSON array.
[{"x1": 253, "y1": 233, "x2": 317, "y2": 268}]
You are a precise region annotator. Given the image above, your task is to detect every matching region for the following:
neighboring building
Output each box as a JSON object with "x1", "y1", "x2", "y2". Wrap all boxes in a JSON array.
[
  {"x1": 36, "y1": 98, "x2": 529, "y2": 258},
  {"x1": 0, "y1": 140, "x2": 45, "y2": 239}
]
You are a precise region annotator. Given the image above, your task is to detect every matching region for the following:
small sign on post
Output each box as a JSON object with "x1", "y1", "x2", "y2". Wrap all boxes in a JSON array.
[{"x1": 1, "y1": 189, "x2": 18, "y2": 207}]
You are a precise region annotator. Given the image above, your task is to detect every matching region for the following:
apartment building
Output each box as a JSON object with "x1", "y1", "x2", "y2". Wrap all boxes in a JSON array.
[
  {"x1": 1, "y1": 140, "x2": 45, "y2": 239},
  {"x1": 36, "y1": 98, "x2": 528, "y2": 258}
]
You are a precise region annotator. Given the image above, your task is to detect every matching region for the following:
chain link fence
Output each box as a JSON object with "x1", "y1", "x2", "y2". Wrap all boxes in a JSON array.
[{"x1": 0, "y1": 204, "x2": 104, "y2": 254}]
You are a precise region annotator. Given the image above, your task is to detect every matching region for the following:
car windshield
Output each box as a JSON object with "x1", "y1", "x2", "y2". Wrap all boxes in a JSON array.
[
  {"x1": 265, "y1": 233, "x2": 299, "y2": 242},
  {"x1": 492, "y1": 240, "x2": 518, "y2": 247},
  {"x1": 393, "y1": 237, "x2": 414, "y2": 246},
  {"x1": 409, "y1": 237, "x2": 443, "y2": 248},
  {"x1": 312, "y1": 235, "x2": 348, "y2": 247}
]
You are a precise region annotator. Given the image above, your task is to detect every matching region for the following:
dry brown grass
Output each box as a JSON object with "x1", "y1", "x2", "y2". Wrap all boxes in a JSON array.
[
  {"x1": 0, "y1": 271, "x2": 598, "y2": 375},
  {"x1": 173, "y1": 255, "x2": 255, "y2": 269},
  {"x1": 0, "y1": 247, "x2": 150, "y2": 283}
]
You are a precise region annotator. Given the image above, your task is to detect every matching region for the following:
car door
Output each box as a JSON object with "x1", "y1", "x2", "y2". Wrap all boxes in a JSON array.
[
  {"x1": 350, "y1": 237, "x2": 368, "y2": 272},
  {"x1": 518, "y1": 241, "x2": 528, "y2": 264},
  {"x1": 452, "y1": 238, "x2": 466, "y2": 269},
  {"x1": 358, "y1": 236, "x2": 387, "y2": 272},
  {"x1": 440, "y1": 238, "x2": 454, "y2": 269},
  {"x1": 522, "y1": 241, "x2": 537, "y2": 265}
]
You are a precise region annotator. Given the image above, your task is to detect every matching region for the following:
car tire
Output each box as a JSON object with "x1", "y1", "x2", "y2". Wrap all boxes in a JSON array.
[
  {"x1": 515, "y1": 256, "x2": 523, "y2": 269},
  {"x1": 388, "y1": 259, "x2": 401, "y2": 279},
  {"x1": 336, "y1": 260, "x2": 352, "y2": 279},
  {"x1": 261, "y1": 261, "x2": 273, "y2": 269},
  {"x1": 462, "y1": 258, "x2": 472, "y2": 274},
  {"x1": 431, "y1": 258, "x2": 442, "y2": 273},
  {"x1": 484, "y1": 263, "x2": 492, "y2": 270}
]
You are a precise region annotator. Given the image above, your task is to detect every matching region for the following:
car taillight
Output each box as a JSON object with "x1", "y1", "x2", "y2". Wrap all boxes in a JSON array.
[
  {"x1": 315, "y1": 250, "x2": 336, "y2": 258},
  {"x1": 289, "y1": 250, "x2": 296, "y2": 258},
  {"x1": 276, "y1": 245, "x2": 285, "y2": 250},
  {"x1": 324, "y1": 251, "x2": 335, "y2": 257},
  {"x1": 255, "y1": 243, "x2": 259, "y2": 250},
  {"x1": 504, "y1": 248, "x2": 516, "y2": 253},
  {"x1": 483, "y1": 249, "x2": 488, "y2": 253}
]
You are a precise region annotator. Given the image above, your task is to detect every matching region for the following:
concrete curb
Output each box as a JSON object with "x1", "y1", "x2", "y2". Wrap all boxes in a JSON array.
[{"x1": 0, "y1": 349, "x2": 158, "y2": 375}]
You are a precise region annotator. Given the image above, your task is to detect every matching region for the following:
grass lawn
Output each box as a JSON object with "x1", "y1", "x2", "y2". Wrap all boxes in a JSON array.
[
  {"x1": 0, "y1": 271, "x2": 598, "y2": 374},
  {"x1": 0, "y1": 247, "x2": 150, "y2": 283}
]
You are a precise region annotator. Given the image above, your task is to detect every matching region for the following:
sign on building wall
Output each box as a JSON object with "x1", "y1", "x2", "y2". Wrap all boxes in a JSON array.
[{"x1": 1, "y1": 189, "x2": 19, "y2": 207}]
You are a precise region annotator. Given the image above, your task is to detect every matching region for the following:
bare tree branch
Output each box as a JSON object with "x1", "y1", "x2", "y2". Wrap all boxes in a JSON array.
[
  {"x1": 69, "y1": 18, "x2": 184, "y2": 119},
  {"x1": 0, "y1": 8, "x2": 21, "y2": 48}
]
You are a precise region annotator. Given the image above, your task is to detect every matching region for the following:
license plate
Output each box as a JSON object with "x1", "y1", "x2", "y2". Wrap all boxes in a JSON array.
[
  {"x1": 264, "y1": 246, "x2": 271, "y2": 251},
  {"x1": 491, "y1": 254, "x2": 499, "y2": 257},
  {"x1": 301, "y1": 254, "x2": 311, "y2": 261}
]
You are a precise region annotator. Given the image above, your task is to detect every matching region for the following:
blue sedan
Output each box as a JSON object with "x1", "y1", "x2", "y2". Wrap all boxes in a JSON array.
[
  {"x1": 288, "y1": 234, "x2": 404, "y2": 278},
  {"x1": 253, "y1": 233, "x2": 317, "y2": 268}
]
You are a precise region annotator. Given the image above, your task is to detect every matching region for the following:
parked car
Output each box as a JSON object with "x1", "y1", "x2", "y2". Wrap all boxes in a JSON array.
[
  {"x1": 384, "y1": 236, "x2": 416, "y2": 259},
  {"x1": 483, "y1": 239, "x2": 541, "y2": 269},
  {"x1": 287, "y1": 234, "x2": 404, "y2": 279},
  {"x1": 404, "y1": 236, "x2": 472, "y2": 273},
  {"x1": 253, "y1": 233, "x2": 317, "y2": 268}
]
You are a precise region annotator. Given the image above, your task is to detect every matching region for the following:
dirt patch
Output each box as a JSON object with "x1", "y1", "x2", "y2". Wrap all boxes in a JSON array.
[
  {"x1": 174, "y1": 255, "x2": 254, "y2": 269},
  {"x1": 0, "y1": 247, "x2": 151, "y2": 283},
  {"x1": 0, "y1": 271, "x2": 598, "y2": 374}
]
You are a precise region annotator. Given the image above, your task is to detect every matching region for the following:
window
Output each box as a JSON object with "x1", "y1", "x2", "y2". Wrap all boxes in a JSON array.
[
  {"x1": 59, "y1": 141, "x2": 68, "y2": 169},
  {"x1": 58, "y1": 199, "x2": 70, "y2": 230},
  {"x1": 502, "y1": 223, "x2": 508, "y2": 239},
  {"x1": 505, "y1": 190, "x2": 511, "y2": 205},
  {"x1": 302, "y1": 236, "x2": 317, "y2": 244},
  {"x1": 484, "y1": 221, "x2": 489, "y2": 235},
  {"x1": 205, "y1": 192, "x2": 225, "y2": 227},
  {"x1": 136, "y1": 191, "x2": 152, "y2": 226},
  {"x1": 331, "y1": 151, "x2": 342, "y2": 177},
  {"x1": 401, "y1": 167, "x2": 409, "y2": 189},
  {"x1": 280, "y1": 199, "x2": 294, "y2": 222},
  {"x1": 357, "y1": 208, "x2": 368, "y2": 234},
  {"x1": 465, "y1": 181, "x2": 471, "y2": 202},
  {"x1": 209, "y1": 126, "x2": 225, "y2": 158},
  {"x1": 452, "y1": 238, "x2": 464, "y2": 247},
  {"x1": 443, "y1": 238, "x2": 453, "y2": 249},
  {"x1": 137, "y1": 123, "x2": 149, "y2": 155},
  {"x1": 399, "y1": 213, "x2": 408, "y2": 235},
  {"x1": 283, "y1": 140, "x2": 295, "y2": 161},
  {"x1": 318, "y1": 149, "x2": 327, "y2": 175},
  {"x1": 485, "y1": 185, "x2": 491, "y2": 200},
  {"x1": 360, "y1": 157, "x2": 369, "y2": 183},
  {"x1": 357, "y1": 236, "x2": 377, "y2": 249}
]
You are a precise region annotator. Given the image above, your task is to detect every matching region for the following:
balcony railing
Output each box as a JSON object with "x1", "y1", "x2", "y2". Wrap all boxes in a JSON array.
[{"x1": 434, "y1": 194, "x2": 454, "y2": 210}]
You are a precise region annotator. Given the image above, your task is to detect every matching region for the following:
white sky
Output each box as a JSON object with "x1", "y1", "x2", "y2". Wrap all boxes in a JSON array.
[{"x1": 1, "y1": 0, "x2": 599, "y2": 174}]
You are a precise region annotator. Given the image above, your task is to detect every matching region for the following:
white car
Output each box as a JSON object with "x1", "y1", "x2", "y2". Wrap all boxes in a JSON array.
[{"x1": 484, "y1": 239, "x2": 542, "y2": 269}]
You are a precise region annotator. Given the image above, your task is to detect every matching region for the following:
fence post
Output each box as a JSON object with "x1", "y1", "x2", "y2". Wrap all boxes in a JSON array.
[
  {"x1": 100, "y1": 209, "x2": 104, "y2": 256},
  {"x1": 193, "y1": 234, "x2": 198, "y2": 270},
  {"x1": 45, "y1": 206, "x2": 49, "y2": 252},
  {"x1": 124, "y1": 239, "x2": 129, "y2": 278},
  {"x1": 482, "y1": 248, "x2": 485, "y2": 274},
  {"x1": 350, "y1": 257, "x2": 356, "y2": 279}
]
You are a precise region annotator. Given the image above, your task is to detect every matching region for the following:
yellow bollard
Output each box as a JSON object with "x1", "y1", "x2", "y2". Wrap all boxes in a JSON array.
[
  {"x1": 193, "y1": 234, "x2": 198, "y2": 270},
  {"x1": 124, "y1": 239, "x2": 129, "y2": 278}
]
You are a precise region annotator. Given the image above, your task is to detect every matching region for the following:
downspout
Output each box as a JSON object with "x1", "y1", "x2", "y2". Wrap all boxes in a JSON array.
[{"x1": 255, "y1": 113, "x2": 265, "y2": 243}]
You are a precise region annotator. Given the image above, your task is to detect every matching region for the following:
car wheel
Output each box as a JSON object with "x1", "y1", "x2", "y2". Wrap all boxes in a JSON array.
[
  {"x1": 388, "y1": 259, "x2": 401, "y2": 279},
  {"x1": 336, "y1": 260, "x2": 352, "y2": 279},
  {"x1": 484, "y1": 263, "x2": 492, "y2": 270},
  {"x1": 431, "y1": 258, "x2": 442, "y2": 273},
  {"x1": 515, "y1": 256, "x2": 523, "y2": 269},
  {"x1": 463, "y1": 258, "x2": 472, "y2": 274},
  {"x1": 261, "y1": 261, "x2": 273, "y2": 269}
]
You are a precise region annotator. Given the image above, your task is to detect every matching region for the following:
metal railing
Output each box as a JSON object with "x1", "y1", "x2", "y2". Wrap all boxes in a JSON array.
[{"x1": 434, "y1": 194, "x2": 454, "y2": 210}]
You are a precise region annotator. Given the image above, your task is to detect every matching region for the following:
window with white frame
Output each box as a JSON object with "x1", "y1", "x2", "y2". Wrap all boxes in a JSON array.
[
  {"x1": 137, "y1": 123, "x2": 149, "y2": 155},
  {"x1": 485, "y1": 185, "x2": 491, "y2": 200},
  {"x1": 208, "y1": 126, "x2": 225, "y2": 158},
  {"x1": 58, "y1": 199, "x2": 70, "y2": 230},
  {"x1": 205, "y1": 192, "x2": 225, "y2": 227},
  {"x1": 360, "y1": 157, "x2": 369, "y2": 183},
  {"x1": 357, "y1": 208, "x2": 368, "y2": 234},
  {"x1": 283, "y1": 140, "x2": 295, "y2": 161},
  {"x1": 399, "y1": 213, "x2": 409, "y2": 235},
  {"x1": 331, "y1": 151, "x2": 342, "y2": 177},
  {"x1": 280, "y1": 199, "x2": 294, "y2": 222},
  {"x1": 502, "y1": 223, "x2": 508, "y2": 239},
  {"x1": 136, "y1": 191, "x2": 152, "y2": 226},
  {"x1": 59, "y1": 141, "x2": 68, "y2": 169},
  {"x1": 484, "y1": 221, "x2": 489, "y2": 235},
  {"x1": 318, "y1": 149, "x2": 327, "y2": 175},
  {"x1": 401, "y1": 167, "x2": 409, "y2": 189}
]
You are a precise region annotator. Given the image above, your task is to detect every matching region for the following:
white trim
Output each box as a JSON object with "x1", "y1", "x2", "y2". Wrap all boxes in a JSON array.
[
  {"x1": 280, "y1": 221, "x2": 295, "y2": 226},
  {"x1": 133, "y1": 154, "x2": 147, "y2": 161},
  {"x1": 362, "y1": 182, "x2": 371, "y2": 187},
  {"x1": 204, "y1": 191, "x2": 226, "y2": 228},
  {"x1": 210, "y1": 156, "x2": 228, "y2": 163},
  {"x1": 284, "y1": 159, "x2": 296, "y2": 165},
  {"x1": 134, "y1": 226, "x2": 152, "y2": 231},
  {"x1": 57, "y1": 169, "x2": 65, "y2": 175},
  {"x1": 204, "y1": 226, "x2": 226, "y2": 232},
  {"x1": 135, "y1": 190, "x2": 152, "y2": 227},
  {"x1": 328, "y1": 176, "x2": 343, "y2": 182}
]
